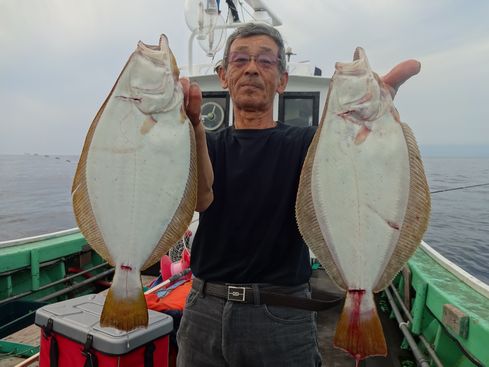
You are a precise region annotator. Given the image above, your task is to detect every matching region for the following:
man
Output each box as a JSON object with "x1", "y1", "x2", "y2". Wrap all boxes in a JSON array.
[{"x1": 178, "y1": 23, "x2": 420, "y2": 366}]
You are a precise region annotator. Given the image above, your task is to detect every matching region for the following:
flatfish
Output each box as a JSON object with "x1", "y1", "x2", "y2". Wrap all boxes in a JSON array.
[
  {"x1": 296, "y1": 48, "x2": 430, "y2": 362},
  {"x1": 72, "y1": 35, "x2": 197, "y2": 331}
]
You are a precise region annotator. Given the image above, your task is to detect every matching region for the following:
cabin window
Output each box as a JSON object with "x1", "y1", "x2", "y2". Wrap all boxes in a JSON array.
[
  {"x1": 279, "y1": 92, "x2": 320, "y2": 127},
  {"x1": 201, "y1": 92, "x2": 230, "y2": 132}
]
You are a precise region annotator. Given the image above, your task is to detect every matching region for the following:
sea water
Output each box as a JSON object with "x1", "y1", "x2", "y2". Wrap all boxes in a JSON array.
[
  {"x1": 422, "y1": 157, "x2": 489, "y2": 285},
  {"x1": 0, "y1": 154, "x2": 488, "y2": 284}
]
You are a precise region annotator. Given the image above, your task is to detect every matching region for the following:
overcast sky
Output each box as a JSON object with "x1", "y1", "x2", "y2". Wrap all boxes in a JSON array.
[{"x1": 1, "y1": 0, "x2": 488, "y2": 155}]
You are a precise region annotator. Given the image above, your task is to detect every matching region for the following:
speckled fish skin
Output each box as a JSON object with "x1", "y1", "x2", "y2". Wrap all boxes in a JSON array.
[
  {"x1": 72, "y1": 35, "x2": 197, "y2": 331},
  {"x1": 296, "y1": 47, "x2": 430, "y2": 362}
]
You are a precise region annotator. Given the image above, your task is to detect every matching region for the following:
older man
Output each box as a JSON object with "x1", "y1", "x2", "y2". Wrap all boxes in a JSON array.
[{"x1": 177, "y1": 22, "x2": 420, "y2": 366}]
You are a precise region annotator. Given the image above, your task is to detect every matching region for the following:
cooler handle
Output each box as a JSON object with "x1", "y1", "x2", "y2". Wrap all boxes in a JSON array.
[
  {"x1": 49, "y1": 337, "x2": 58, "y2": 367},
  {"x1": 42, "y1": 318, "x2": 59, "y2": 367},
  {"x1": 82, "y1": 334, "x2": 98, "y2": 367},
  {"x1": 144, "y1": 342, "x2": 155, "y2": 367}
]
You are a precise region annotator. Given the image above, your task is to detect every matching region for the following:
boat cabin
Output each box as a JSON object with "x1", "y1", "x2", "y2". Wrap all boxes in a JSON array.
[{"x1": 188, "y1": 64, "x2": 330, "y2": 132}]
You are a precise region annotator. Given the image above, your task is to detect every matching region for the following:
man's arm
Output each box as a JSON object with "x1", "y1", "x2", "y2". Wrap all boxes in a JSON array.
[{"x1": 181, "y1": 78, "x2": 214, "y2": 212}]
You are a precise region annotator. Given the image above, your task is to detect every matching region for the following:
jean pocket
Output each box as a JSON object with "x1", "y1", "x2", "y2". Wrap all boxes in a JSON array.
[
  {"x1": 185, "y1": 288, "x2": 200, "y2": 308},
  {"x1": 263, "y1": 304, "x2": 315, "y2": 324}
]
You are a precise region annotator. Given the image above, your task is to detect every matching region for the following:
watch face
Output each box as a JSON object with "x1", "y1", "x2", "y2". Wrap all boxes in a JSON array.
[{"x1": 201, "y1": 101, "x2": 225, "y2": 131}]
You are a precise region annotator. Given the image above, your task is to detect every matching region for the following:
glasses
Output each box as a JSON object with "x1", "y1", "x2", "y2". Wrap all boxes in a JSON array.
[{"x1": 227, "y1": 52, "x2": 281, "y2": 69}]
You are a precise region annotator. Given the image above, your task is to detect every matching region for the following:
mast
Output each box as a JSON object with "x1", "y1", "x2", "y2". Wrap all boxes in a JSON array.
[{"x1": 185, "y1": 0, "x2": 282, "y2": 76}]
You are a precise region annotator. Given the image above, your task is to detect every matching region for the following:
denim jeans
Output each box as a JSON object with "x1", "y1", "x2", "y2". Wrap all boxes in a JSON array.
[{"x1": 176, "y1": 280, "x2": 322, "y2": 366}]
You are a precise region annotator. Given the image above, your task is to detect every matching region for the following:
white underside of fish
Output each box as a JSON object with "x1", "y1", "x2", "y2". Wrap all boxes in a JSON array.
[
  {"x1": 311, "y1": 112, "x2": 410, "y2": 291},
  {"x1": 85, "y1": 105, "x2": 191, "y2": 275},
  {"x1": 72, "y1": 35, "x2": 197, "y2": 331},
  {"x1": 296, "y1": 47, "x2": 430, "y2": 362}
]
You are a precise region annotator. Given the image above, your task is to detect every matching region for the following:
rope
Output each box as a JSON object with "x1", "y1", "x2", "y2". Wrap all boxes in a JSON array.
[{"x1": 430, "y1": 182, "x2": 489, "y2": 194}]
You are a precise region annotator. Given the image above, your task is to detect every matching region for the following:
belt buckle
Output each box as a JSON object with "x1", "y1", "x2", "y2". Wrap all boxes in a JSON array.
[{"x1": 227, "y1": 286, "x2": 247, "y2": 302}]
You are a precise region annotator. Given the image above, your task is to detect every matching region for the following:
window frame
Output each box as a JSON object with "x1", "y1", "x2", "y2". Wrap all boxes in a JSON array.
[
  {"x1": 201, "y1": 91, "x2": 230, "y2": 132},
  {"x1": 278, "y1": 91, "x2": 320, "y2": 127}
]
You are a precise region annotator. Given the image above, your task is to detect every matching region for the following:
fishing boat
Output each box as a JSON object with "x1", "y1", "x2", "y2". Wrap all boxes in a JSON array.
[{"x1": 1, "y1": 1, "x2": 488, "y2": 366}]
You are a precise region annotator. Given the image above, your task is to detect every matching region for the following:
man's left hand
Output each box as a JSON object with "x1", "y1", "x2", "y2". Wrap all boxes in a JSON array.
[{"x1": 382, "y1": 60, "x2": 421, "y2": 98}]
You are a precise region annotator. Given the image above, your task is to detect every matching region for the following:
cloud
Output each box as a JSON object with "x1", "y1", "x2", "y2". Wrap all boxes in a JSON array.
[
  {"x1": 1, "y1": 0, "x2": 488, "y2": 154},
  {"x1": 396, "y1": 37, "x2": 489, "y2": 145},
  {"x1": 0, "y1": 0, "x2": 188, "y2": 67},
  {"x1": 0, "y1": 89, "x2": 92, "y2": 154}
]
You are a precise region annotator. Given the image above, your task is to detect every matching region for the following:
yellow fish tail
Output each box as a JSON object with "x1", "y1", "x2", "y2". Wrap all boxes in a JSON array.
[
  {"x1": 333, "y1": 290, "x2": 387, "y2": 362},
  {"x1": 100, "y1": 267, "x2": 148, "y2": 331}
]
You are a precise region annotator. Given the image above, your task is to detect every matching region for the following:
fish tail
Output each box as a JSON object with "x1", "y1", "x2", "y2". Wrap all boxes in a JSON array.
[
  {"x1": 334, "y1": 290, "x2": 387, "y2": 362},
  {"x1": 100, "y1": 266, "x2": 148, "y2": 331}
]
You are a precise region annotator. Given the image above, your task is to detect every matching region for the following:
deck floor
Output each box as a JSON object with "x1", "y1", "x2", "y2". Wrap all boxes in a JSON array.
[
  {"x1": 1, "y1": 324, "x2": 40, "y2": 367},
  {"x1": 312, "y1": 269, "x2": 406, "y2": 367},
  {"x1": 3, "y1": 272, "x2": 407, "y2": 367}
]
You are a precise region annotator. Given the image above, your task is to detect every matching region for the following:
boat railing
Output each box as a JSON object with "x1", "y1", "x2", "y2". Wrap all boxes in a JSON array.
[
  {"x1": 0, "y1": 228, "x2": 81, "y2": 249},
  {"x1": 420, "y1": 240, "x2": 489, "y2": 297}
]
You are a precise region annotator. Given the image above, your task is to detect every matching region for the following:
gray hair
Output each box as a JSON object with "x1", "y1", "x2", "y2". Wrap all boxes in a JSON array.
[{"x1": 222, "y1": 23, "x2": 287, "y2": 74}]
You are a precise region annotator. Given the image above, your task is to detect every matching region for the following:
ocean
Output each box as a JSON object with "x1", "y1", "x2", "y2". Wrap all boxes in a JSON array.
[{"x1": 1, "y1": 154, "x2": 488, "y2": 284}]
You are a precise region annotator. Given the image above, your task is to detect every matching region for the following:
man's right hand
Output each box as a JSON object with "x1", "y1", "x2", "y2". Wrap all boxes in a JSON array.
[
  {"x1": 180, "y1": 78, "x2": 214, "y2": 212},
  {"x1": 181, "y1": 78, "x2": 203, "y2": 127}
]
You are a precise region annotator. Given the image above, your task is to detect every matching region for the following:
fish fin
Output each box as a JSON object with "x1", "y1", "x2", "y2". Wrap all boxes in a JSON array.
[
  {"x1": 296, "y1": 83, "x2": 347, "y2": 290},
  {"x1": 72, "y1": 55, "x2": 135, "y2": 266},
  {"x1": 71, "y1": 106, "x2": 114, "y2": 264},
  {"x1": 142, "y1": 121, "x2": 197, "y2": 270},
  {"x1": 354, "y1": 125, "x2": 371, "y2": 145},
  {"x1": 158, "y1": 34, "x2": 180, "y2": 81},
  {"x1": 374, "y1": 122, "x2": 430, "y2": 291},
  {"x1": 334, "y1": 291, "x2": 387, "y2": 361},
  {"x1": 100, "y1": 268, "x2": 148, "y2": 331},
  {"x1": 140, "y1": 116, "x2": 157, "y2": 135}
]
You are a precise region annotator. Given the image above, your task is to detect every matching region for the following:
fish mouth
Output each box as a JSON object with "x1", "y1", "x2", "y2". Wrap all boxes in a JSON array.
[
  {"x1": 137, "y1": 34, "x2": 171, "y2": 66},
  {"x1": 137, "y1": 34, "x2": 180, "y2": 81},
  {"x1": 138, "y1": 34, "x2": 169, "y2": 53},
  {"x1": 335, "y1": 47, "x2": 370, "y2": 75},
  {"x1": 353, "y1": 47, "x2": 365, "y2": 61}
]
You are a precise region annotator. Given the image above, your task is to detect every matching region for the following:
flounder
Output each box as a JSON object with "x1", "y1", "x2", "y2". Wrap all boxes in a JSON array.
[
  {"x1": 296, "y1": 48, "x2": 430, "y2": 363},
  {"x1": 72, "y1": 35, "x2": 197, "y2": 331}
]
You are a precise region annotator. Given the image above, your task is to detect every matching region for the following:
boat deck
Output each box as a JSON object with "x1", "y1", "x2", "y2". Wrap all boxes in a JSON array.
[
  {"x1": 3, "y1": 271, "x2": 406, "y2": 367},
  {"x1": 1, "y1": 324, "x2": 40, "y2": 366},
  {"x1": 311, "y1": 269, "x2": 406, "y2": 367}
]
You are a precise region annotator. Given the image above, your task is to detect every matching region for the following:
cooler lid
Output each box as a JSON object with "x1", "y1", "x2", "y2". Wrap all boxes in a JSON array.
[{"x1": 35, "y1": 293, "x2": 173, "y2": 355}]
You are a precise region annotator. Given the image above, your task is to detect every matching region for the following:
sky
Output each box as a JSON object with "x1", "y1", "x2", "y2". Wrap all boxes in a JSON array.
[{"x1": 1, "y1": 0, "x2": 488, "y2": 155}]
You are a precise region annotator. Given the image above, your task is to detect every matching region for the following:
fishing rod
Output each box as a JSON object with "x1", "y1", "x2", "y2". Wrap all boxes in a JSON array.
[{"x1": 430, "y1": 182, "x2": 489, "y2": 194}]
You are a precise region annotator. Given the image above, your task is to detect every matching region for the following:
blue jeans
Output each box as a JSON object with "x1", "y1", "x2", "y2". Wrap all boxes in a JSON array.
[{"x1": 176, "y1": 280, "x2": 322, "y2": 366}]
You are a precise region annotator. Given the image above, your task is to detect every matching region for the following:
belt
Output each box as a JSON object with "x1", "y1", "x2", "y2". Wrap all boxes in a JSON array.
[{"x1": 192, "y1": 278, "x2": 343, "y2": 311}]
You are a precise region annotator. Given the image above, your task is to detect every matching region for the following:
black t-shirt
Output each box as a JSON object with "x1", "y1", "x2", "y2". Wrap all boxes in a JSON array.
[{"x1": 191, "y1": 122, "x2": 317, "y2": 285}]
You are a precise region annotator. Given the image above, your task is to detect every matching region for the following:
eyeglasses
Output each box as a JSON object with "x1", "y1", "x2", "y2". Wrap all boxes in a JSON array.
[{"x1": 227, "y1": 52, "x2": 281, "y2": 69}]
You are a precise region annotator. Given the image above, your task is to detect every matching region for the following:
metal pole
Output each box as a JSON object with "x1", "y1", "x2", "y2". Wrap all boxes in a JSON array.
[
  {"x1": 0, "y1": 268, "x2": 114, "y2": 336},
  {"x1": 187, "y1": 23, "x2": 245, "y2": 76},
  {"x1": 389, "y1": 285, "x2": 444, "y2": 367},
  {"x1": 0, "y1": 262, "x2": 109, "y2": 306},
  {"x1": 37, "y1": 268, "x2": 114, "y2": 302},
  {"x1": 384, "y1": 288, "x2": 432, "y2": 367},
  {"x1": 144, "y1": 268, "x2": 191, "y2": 295},
  {"x1": 14, "y1": 352, "x2": 39, "y2": 367}
]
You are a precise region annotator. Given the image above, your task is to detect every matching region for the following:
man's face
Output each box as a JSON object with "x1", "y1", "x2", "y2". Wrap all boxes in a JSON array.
[{"x1": 219, "y1": 35, "x2": 288, "y2": 113}]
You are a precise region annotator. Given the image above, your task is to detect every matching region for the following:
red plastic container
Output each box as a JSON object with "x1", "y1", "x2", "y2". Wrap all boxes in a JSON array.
[{"x1": 35, "y1": 294, "x2": 172, "y2": 367}]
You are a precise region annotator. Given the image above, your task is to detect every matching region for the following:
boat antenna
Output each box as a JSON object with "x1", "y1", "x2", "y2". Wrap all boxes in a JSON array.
[
  {"x1": 285, "y1": 46, "x2": 296, "y2": 62},
  {"x1": 225, "y1": 0, "x2": 240, "y2": 22},
  {"x1": 430, "y1": 182, "x2": 489, "y2": 194}
]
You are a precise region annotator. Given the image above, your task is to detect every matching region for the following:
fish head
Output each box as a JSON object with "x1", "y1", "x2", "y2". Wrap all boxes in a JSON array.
[
  {"x1": 332, "y1": 47, "x2": 391, "y2": 123},
  {"x1": 126, "y1": 34, "x2": 182, "y2": 115}
]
